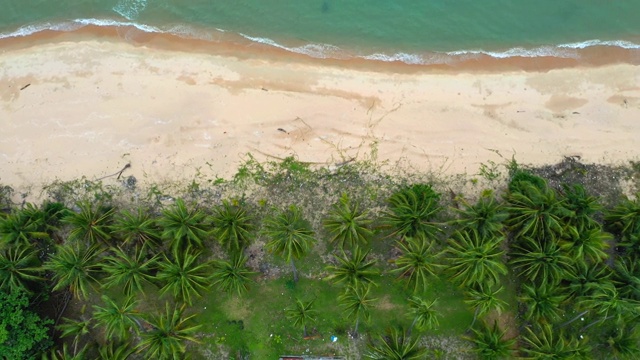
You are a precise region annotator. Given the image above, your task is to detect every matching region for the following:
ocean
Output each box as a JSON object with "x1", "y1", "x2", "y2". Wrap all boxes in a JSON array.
[{"x1": 1, "y1": 0, "x2": 640, "y2": 65}]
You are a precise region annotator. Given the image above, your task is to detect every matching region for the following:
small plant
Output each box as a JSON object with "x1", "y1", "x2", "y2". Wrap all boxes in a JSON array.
[{"x1": 478, "y1": 161, "x2": 501, "y2": 181}]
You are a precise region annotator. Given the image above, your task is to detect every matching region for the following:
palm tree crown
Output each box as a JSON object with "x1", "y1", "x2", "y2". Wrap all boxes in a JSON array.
[
  {"x1": 263, "y1": 205, "x2": 315, "y2": 283},
  {"x1": 326, "y1": 246, "x2": 379, "y2": 287},
  {"x1": 210, "y1": 200, "x2": 254, "y2": 252},
  {"x1": 137, "y1": 303, "x2": 201, "y2": 360},
  {"x1": 323, "y1": 193, "x2": 373, "y2": 249},
  {"x1": 157, "y1": 199, "x2": 210, "y2": 251},
  {"x1": 392, "y1": 235, "x2": 439, "y2": 294},
  {"x1": 444, "y1": 229, "x2": 507, "y2": 288}
]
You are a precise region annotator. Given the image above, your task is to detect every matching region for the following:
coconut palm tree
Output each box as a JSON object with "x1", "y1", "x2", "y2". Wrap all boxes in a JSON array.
[
  {"x1": 510, "y1": 237, "x2": 572, "y2": 286},
  {"x1": 24, "y1": 201, "x2": 70, "y2": 243},
  {"x1": 339, "y1": 284, "x2": 377, "y2": 338},
  {"x1": 560, "y1": 226, "x2": 610, "y2": 264},
  {"x1": 110, "y1": 208, "x2": 161, "y2": 250},
  {"x1": 211, "y1": 253, "x2": 256, "y2": 296},
  {"x1": 0, "y1": 244, "x2": 43, "y2": 293},
  {"x1": 366, "y1": 326, "x2": 427, "y2": 360},
  {"x1": 605, "y1": 193, "x2": 640, "y2": 237},
  {"x1": 464, "y1": 283, "x2": 507, "y2": 328},
  {"x1": 93, "y1": 295, "x2": 140, "y2": 342},
  {"x1": 101, "y1": 246, "x2": 157, "y2": 297},
  {"x1": 136, "y1": 303, "x2": 200, "y2": 360},
  {"x1": 63, "y1": 202, "x2": 114, "y2": 246},
  {"x1": 505, "y1": 181, "x2": 568, "y2": 241},
  {"x1": 325, "y1": 246, "x2": 379, "y2": 287},
  {"x1": 406, "y1": 296, "x2": 440, "y2": 334},
  {"x1": 601, "y1": 325, "x2": 640, "y2": 360},
  {"x1": 96, "y1": 342, "x2": 135, "y2": 360},
  {"x1": 43, "y1": 343, "x2": 88, "y2": 360},
  {"x1": 285, "y1": 298, "x2": 317, "y2": 337},
  {"x1": 444, "y1": 229, "x2": 507, "y2": 288},
  {"x1": 579, "y1": 285, "x2": 640, "y2": 330},
  {"x1": 383, "y1": 184, "x2": 441, "y2": 239},
  {"x1": 467, "y1": 320, "x2": 515, "y2": 360},
  {"x1": 323, "y1": 193, "x2": 373, "y2": 249},
  {"x1": 57, "y1": 316, "x2": 90, "y2": 356},
  {"x1": 0, "y1": 208, "x2": 48, "y2": 246},
  {"x1": 263, "y1": 205, "x2": 315, "y2": 283},
  {"x1": 157, "y1": 199, "x2": 210, "y2": 251},
  {"x1": 521, "y1": 324, "x2": 590, "y2": 359},
  {"x1": 560, "y1": 184, "x2": 602, "y2": 232},
  {"x1": 211, "y1": 200, "x2": 254, "y2": 253},
  {"x1": 565, "y1": 260, "x2": 612, "y2": 300},
  {"x1": 156, "y1": 247, "x2": 211, "y2": 305},
  {"x1": 451, "y1": 192, "x2": 508, "y2": 239},
  {"x1": 45, "y1": 243, "x2": 102, "y2": 300},
  {"x1": 519, "y1": 282, "x2": 567, "y2": 325},
  {"x1": 617, "y1": 233, "x2": 640, "y2": 261},
  {"x1": 613, "y1": 258, "x2": 640, "y2": 300},
  {"x1": 392, "y1": 235, "x2": 439, "y2": 294}
]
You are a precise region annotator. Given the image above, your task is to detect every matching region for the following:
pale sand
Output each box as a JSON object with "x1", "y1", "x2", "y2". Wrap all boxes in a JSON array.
[{"x1": 1, "y1": 37, "x2": 639, "y2": 197}]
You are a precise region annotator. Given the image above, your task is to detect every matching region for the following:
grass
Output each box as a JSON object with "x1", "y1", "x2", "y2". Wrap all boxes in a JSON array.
[{"x1": 6, "y1": 154, "x2": 640, "y2": 359}]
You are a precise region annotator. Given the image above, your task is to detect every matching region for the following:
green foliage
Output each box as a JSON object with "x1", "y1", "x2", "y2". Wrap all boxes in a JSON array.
[
  {"x1": 93, "y1": 295, "x2": 140, "y2": 341},
  {"x1": 506, "y1": 180, "x2": 568, "y2": 240},
  {"x1": 325, "y1": 247, "x2": 379, "y2": 287},
  {"x1": 96, "y1": 342, "x2": 136, "y2": 360},
  {"x1": 384, "y1": 184, "x2": 441, "y2": 239},
  {"x1": 519, "y1": 282, "x2": 567, "y2": 324},
  {"x1": 263, "y1": 205, "x2": 315, "y2": 283},
  {"x1": 565, "y1": 261, "x2": 611, "y2": 300},
  {"x1": 392, "y1": 236, "x2": 439, "y2": 293},
  {"x1": 559, "y1": 226, "x2": 611, "y2": 263},
  {"x1": 63, "y1": 202, "x2": 114, "y2": 245},
  {"x1": 156, "y1": 248, "x2": 212, "y2": 305},
  {"x1": 210, "y1": 200, "x2": 254, "y2": 252},
  {"x1": 464, "y1": 283, "x2": 507, "y2": 321},
  {"x1": 444, "y1": 230, "x2": 507, "y2": 288},
  {"x1": 339, "y1": 284, "x2": 377, "y2": 336},
  {"x1": 510, "y1": 237, "x2": 572, "y2": 285},
  {"x1": 452, "y1": 192, "x2": 508, "y2": 238},
  {"x1": 0, "y1": 208, "x2": 49, "y2": 246},
  {"x1": 407, "y1": 296, "x2": 440, "y2": 332},
  {"x1": 601, "y1": 326, "x2": 640, "y2": 360},
  {"x1": 605, "y1": 194, "x2": 640, "y2": 236},
  {"x1": 211, "y1": 253, "x2": 256, "y2": 296},
  {"x1": 366, "y1": 327, "x2": 428, "y2": 360},
  {"x1": 45, "y1": 243, "x2": 102, "y2": 300},
  {"x1": 101, "y1": 246, "x2": 157, "y2": 297},
  {"x1": 285, "y1": 298, "x2": 317, "y2": 337},
  {"x1": 0, "y1": 244, "x2": 43, "y2": 294},
  {"x1": 467, "y1": 320, "x2": 515, "y2": 360},
  {"x1": 110, "y1": 208, "x2": 161, "y2": 250},
  {"x1": 521, "y1": 324, "x2": 590, "y2": 359},
  {"x1": 137, "y1": 303, "x2": 200, "y2": 360},
  {"x1": 323, "y1": 193, "x2": 373, "y2": 249},
  {"x1": 0, "y1": 289, "x2": 52, "y2": 359},
  {"x1": 561, "y1": 184, "x2": 602, "y2": 231},
  {"x1": 157, "y1": 199, "x2": 210, "y2": 251}
]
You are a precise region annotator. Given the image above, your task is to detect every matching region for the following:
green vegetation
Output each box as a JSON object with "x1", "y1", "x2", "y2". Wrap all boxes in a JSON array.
[{"x1": 1, "y1": 156, "x2": 640, "y2": 358}]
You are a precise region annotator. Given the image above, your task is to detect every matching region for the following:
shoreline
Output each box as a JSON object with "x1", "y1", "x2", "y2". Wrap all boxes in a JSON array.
[
  {"x1": 1, "y1": 29, "x2": 639, "y2": 200},
  {"x1": 2, "y1": 24, "x2": 640, "y2": 72}
]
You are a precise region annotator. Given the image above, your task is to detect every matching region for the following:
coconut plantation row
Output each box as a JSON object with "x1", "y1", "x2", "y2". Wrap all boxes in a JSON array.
[{"x1": 2, "y1": 158, "x2": 640, "y2": 359}]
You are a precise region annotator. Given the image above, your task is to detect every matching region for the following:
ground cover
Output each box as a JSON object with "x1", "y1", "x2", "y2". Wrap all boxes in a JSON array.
[{"x1": 1, "y1": 155, "x2": 639, "y2": 359}]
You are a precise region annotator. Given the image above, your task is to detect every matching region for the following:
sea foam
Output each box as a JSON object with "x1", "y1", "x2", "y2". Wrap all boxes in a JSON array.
[
  {"x1": 1, "y1": 18, "x2": 639, "y2": 66},
  {"x1": 113, "y1": 0, "x2": 148, "y2": 21}
]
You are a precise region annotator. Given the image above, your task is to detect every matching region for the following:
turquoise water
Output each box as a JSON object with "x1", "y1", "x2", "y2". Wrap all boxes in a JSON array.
[{"x1": 1, "y1": 0, "x2": 640, "y2": 64}]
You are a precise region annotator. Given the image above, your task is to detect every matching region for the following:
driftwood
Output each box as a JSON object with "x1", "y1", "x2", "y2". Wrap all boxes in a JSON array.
[{"x1": 94, "y1": 163, "x2": 131, "y2": 181}]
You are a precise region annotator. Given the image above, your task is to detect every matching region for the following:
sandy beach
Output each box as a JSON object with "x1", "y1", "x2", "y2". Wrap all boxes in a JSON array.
[{"x1": 1, "y1": 30, "x2": 639, "y2": 197}]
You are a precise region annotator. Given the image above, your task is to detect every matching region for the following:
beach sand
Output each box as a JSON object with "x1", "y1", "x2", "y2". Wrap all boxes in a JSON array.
[{"x1": 1, "y1": 29, "x2": 639, "y2": 198}]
